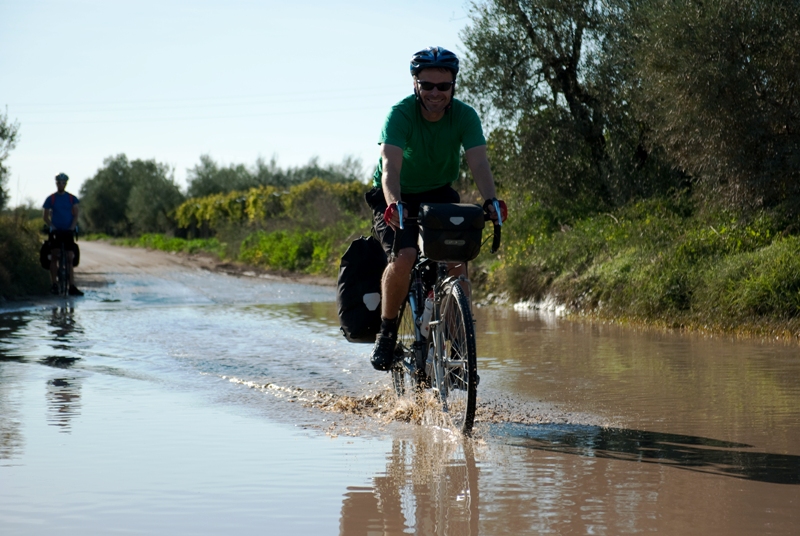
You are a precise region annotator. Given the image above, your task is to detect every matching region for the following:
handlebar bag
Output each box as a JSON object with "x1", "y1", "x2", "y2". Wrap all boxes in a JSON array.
[
  {"x1": 418, "y1": 203, "x2": 485, "y2": 262},
  {"x1": 336, "y1": 235, "x2": 388, "y2": 343}
]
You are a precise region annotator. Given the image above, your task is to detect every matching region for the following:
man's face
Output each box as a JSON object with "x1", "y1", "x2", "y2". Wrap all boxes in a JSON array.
[
  {"x1": 415, "y1": 68, "x2": 454, "y2": 115},
  {"x1": 56, "y1": 179, "x2": 67, "y2": 192}
]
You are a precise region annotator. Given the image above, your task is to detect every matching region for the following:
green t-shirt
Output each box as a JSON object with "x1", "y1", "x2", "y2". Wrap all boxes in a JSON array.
[{"x1": 372, "y1": 95, "x2": 487, "y2": 194}]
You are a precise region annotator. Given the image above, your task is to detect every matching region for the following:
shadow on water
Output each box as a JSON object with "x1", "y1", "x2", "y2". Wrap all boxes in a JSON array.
[
  {"x1": 340, "y1": 436, "x2": 479, "y2": 536},
  {"x1": 492, "y1": 422, "x2": 800, "y2": 485}
]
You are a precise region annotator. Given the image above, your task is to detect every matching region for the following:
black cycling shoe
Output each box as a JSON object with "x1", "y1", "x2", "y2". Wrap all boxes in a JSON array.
[
  {"x1": 370, "y1": 333, "x2": 397, "y2": 371},
  {"x1": 68, "y1": 285, "x2": 84, "y2": 296},
  {"x1": 50, "y1": 283, "x2": 59, "y2": 295}
]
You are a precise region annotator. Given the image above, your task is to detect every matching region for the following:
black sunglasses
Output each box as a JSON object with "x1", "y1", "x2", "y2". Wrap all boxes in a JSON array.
[{"x1": 417, "y1": 80, "x2": 455, "y2": 91}]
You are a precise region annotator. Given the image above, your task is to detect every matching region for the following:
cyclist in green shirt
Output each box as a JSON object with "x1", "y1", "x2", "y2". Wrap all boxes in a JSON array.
[{"x1": 366, "y1": 46, "x2": 508, "y2": 371}]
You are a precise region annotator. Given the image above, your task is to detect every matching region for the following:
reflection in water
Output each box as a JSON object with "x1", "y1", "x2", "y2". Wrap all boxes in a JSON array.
[
  {"x1": 0, "y1": 312, "x2": 33, "y2": 460},
  {"x1": 0, "y1": 308, "x2": 85, "y2": 436},
  {"x1": 340, "y1": 436, "x2": 479, "y2": 535},
  {"x1": 0, "y1": 368, "x2": 24, "y2": 459},
  {"x1": 494, "y1": 423, "x2": 800, "y2": 485},
  {"x1": 43, "y1": 307, "x2": 83, "y2": 433},
  {"x1": 48, "y1": 306, "x2": 81, "y2": 347},
  {"x1": 46, "y1": 377, "x2": 82, "y2": 433}
]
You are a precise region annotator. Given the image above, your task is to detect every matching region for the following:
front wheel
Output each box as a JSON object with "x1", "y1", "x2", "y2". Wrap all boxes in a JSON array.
[
  {"x1": 57, "y1": 245, "x2": 69, "y2": 297},
  {"x1": 430, "y1": 281, "x2": 478, "y2": 435},
  {"x1": 391, "y1": 297, "x2": 418, "y2": 397}
]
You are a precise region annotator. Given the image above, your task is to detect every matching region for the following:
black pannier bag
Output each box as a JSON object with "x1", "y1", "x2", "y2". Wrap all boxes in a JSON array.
[
  {"x1": 40, "y1": 240, "x2": 80, "y2": 268},
  {"x1": 39, "y1": 240, "x2": 50, "y2": 270},
  {"x1": 418, "y1": 203, "x2": 485, "y2": 262},
  {"x1": 337, "y1": 236, "x2": 388, "y2": 343}
]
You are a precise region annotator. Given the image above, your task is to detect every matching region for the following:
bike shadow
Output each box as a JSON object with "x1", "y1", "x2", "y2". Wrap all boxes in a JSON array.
[{"x1": 490, "y1": 422, "x2": 800, "y2": 485}]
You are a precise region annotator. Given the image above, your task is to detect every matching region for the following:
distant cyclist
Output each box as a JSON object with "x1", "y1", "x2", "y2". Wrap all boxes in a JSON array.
[
  {"x1": 366, "y1": 46, "x2": 508, "y2": 371},
  {"x1": 42, "y1": 172, "x2": 84, "y2": 296}
]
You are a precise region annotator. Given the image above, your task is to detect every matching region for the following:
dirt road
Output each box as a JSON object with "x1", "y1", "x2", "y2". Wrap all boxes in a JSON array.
[{"x1": 74, "y1": 240, "x2": 332, "y2": 289}]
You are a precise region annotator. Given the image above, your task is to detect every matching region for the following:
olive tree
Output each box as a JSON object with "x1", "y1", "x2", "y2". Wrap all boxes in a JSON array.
[
  {"x1": 460, "y1": 0, "x2": 680, "y2": 221},
  {"x1": 634, "y1": 0, "x2": 800, "y2": 212}
]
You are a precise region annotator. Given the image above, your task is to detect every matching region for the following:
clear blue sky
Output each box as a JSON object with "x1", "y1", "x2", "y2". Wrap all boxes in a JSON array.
[{"x1": 1, "y1": 0, "x2": 474, "y2": 207}]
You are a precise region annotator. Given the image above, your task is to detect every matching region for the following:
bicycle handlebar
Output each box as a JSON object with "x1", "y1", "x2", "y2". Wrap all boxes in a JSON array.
[
  {"x1": 390, "y1": 208, "x2": 502, "y2": 259},
  {"x1": 485, "y1": 213, "x2": 502, "y2": 254}
]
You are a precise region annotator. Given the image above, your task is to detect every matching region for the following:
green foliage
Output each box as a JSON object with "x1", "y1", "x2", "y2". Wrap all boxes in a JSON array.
[
  {"x1": 186, "y1": 154, "x2": 366, "y2": 198},
  {"x1": 462, "y1": 0, "x2": 800, "y2": 220},
  {"x1": 115, "y1": 234, "x2": 225, "y2": 256},
  {"x1": 240, "y1": 230, "x2": 330, "y2": 273},
  {"x1": 634, "y1": 0, "x2": 800, "y2": 212},
  {"x1": 702, "y1": 237, "x2": 800, "y2": 320},
  {"x1": 488, "y1": 192, "x2": 800, "y2": 332},
  {"x1": 0, "y1": 109, "x2": 21, "y2": 211},
  {"x1": 175, "y1": 178, "x2": 370, "y2": 231},
  {"x1": 0, "y1": 214, "x2": 50, "y2": 298},
  {"x1": 80, "y1": 154, "x2": 134, "y2": 235},
  {"x1": 461, "y1": 0, "x2": 683, "y2": 222},
  {"x1": 80, "y1": 154, "x2": 185, "y2": 236},
  {"x1": 127, "y1": 161, "x2": 185, "y2": 235},
  {"x1": 165, "y1": 178, "x2": 370, "y2": 276}
]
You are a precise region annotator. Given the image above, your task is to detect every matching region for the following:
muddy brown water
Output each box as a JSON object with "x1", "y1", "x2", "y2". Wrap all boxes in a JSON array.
[{"x1": 1, "y1": 242, "x2": 798, "y2": 534}]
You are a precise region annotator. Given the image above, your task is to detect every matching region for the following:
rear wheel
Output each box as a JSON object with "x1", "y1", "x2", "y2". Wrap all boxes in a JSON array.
[{"x1": 431, "y1": 281, "x2": 477, "y2": 435}]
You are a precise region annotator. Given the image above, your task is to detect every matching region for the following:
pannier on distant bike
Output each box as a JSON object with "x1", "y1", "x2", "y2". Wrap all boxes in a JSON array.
[
  {"x1": 337, "y1": 236, "x2": 387, "y2": 343},
  {"x1": 39, "y1": 239, "x2": 80, "y2": 269},
  {"x1": 418, "y1": 203, "x2": 485, "y2": 262},
  {"x1": 39, "y1": 240, "x2": 50, "y2": 270}
]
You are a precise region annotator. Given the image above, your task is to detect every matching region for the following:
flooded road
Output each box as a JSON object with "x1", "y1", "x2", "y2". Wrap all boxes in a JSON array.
[{"x1": 1, "y1": 241, "x2": 799, "y2": 534}]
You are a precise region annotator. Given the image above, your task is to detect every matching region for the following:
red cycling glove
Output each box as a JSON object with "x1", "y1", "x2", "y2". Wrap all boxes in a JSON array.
[
  {"x1": 383, "y1": 202, "x2": 403, "y2": 225},
  {"x1": 483, "y1": 198, "x2": 509, "y2": 222}
]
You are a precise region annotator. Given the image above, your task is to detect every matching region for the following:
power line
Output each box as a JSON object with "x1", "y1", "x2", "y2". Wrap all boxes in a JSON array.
[
  {"x1": 22, "y1": 103, "x2": 393, "y2": 126},
  {"x1": 8, "y1": 84, "x2": 405, "y2": 112}
]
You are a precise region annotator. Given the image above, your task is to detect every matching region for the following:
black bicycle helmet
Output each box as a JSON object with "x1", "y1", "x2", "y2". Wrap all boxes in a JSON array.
[
  {"x1": 55, "y1": 173, "x2": 69, "y2": 182},
  {"x1": 410, "y1": 46, "x2": 460, "y2": 78}
]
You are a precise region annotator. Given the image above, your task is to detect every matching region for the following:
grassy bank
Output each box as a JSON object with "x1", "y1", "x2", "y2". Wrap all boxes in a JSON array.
[{"x1": 486, "y1": 194, "x2": 800, "y2": 339}]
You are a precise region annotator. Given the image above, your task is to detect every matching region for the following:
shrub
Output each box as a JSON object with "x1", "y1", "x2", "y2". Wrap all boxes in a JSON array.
[{"x1": 0, "y1": 214, "x2": 50, "y2": 298}]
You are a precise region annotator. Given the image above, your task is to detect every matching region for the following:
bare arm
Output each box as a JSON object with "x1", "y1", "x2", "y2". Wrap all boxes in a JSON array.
[
  {"x1": 380, "y1": 143, "x2": 406, "y2": 229},
  {"x1": 70, "y1": 204, "x2": 79, "y2": 231},
  {"x1": 43, "y1": 208, "x2": 52, "y2": 228},
  {"x1": 464, "y1": 145, "x2": 497, "y2": 201}
]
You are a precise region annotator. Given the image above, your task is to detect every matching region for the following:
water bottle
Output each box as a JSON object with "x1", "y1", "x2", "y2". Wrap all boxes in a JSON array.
[{"x1": 420, "y1": 293, "x2": 433, "y2": 338}]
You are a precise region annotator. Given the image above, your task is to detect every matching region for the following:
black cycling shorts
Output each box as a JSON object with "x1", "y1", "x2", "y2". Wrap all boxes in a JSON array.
[
  {"x1": 366, "y1": 185, "x2": 460, "y2": 257},
  {"x1": 49, "y1": 230, "x2": 75, "y2": 250}
]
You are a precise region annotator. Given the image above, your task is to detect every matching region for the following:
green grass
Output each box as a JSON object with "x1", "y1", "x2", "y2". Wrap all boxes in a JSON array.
[
  {"x1": 481, "y1": 195, "x2": 800, "y2": 337},
  {"x1": 117, "y1": 233, "x2": 227, "y2": 256}
]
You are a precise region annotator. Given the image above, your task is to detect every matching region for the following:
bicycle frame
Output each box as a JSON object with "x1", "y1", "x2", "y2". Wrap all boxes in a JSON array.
[{"x1": 390, "y1": 202, "x2": 500, "y2": 435}]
